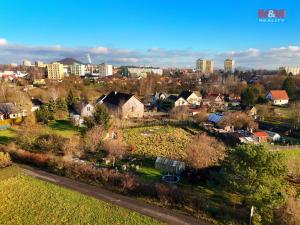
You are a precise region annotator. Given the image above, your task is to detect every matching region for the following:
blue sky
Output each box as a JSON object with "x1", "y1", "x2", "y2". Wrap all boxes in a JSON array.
[{"x1": 0, "y1": 0, "x2": 299, "y2": 68}]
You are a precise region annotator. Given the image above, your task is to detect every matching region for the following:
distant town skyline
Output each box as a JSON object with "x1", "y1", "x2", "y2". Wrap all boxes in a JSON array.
[{"x1": 0, "y1": 0, "x2": 299, "y2": 69}]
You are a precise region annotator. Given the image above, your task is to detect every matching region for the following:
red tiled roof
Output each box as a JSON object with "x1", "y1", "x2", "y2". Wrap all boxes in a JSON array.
[
  {"x1": 269, "y1": 90, "x2": 289, "y2": 100},
  {"x1": 254, "y1": 131, "x2": 268, "y2": 137}
]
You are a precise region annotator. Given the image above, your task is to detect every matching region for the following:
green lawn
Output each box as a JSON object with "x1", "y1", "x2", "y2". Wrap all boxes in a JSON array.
[
  {"x1": 278, "y1": 149, "x2": 300, "y2": 157},
  {"x1": 0, "y1": 167, "x2": 163, "y2": 225},
  {"x1": 48, "y1": 120, "x2": 82, "y2": 137},
  {"x1": 0, "y1": 128, "x2": 16, "y2": 144},
  {"x1": 122, "y1": 125, "x2": 192, "y2": 160}
]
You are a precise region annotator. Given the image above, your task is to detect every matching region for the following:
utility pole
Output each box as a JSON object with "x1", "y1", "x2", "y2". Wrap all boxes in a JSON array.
[{"x1": 249, "y1": 206, "x2": 254, "y2": 225}]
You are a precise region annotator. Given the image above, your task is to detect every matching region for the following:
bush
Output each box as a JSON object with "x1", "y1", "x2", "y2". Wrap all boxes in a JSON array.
[
  {"x1": 0, "y1": 152, "x2": 12, "y2": 168},
  {"x1": 33, "y1": 134, "x2": 68, "y2": 155}
]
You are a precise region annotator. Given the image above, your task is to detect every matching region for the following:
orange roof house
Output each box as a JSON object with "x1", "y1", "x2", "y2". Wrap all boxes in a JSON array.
[
  {"x1": 253, "y1": 131, "x2": 269, "y2": 143},
  {"x1": 266, "y1": 90, "x2": 289, "y2": 106}
]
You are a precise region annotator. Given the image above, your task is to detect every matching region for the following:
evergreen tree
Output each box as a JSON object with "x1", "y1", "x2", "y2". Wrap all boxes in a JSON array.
[
  {"x1": 66, "y1": 89, "x2": 76, "y2": 110},
  {"x1": 282, "y1": 77, "x2": 295, "y2": 99},
  {"x1": 93, "y1": 104, "x2": 110, "y2": 130},
  {"x1": 56, "y1": 98, "x2": 68, "y2": 111},
  {"x1": 48, "y1": 98, "x2": 57, "y2": 112},
  {"x1": 35, "y1": 105, "x2": 54, "y2": 124},
  {"x1": 220, "y1": 144, "x2": 287, "y2": 224}
]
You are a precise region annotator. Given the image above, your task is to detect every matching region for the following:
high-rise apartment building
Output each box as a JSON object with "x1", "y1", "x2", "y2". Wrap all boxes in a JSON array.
[
  {"x1": 224, "y1": 59, "x2": 235, "y2": 72},
  {"x1": 23, "y1": 59, "x2": 32, "y2": 67},
  {"x1": 99, "y1": 63, "x2": 113, "y2": 77},
  {"x1": 284, "y1": 66, "x2": 300, "y2": 75},
  {"x1": 47, "y1": 62, "x2": 64, "y2": 80},
  {"x1": 35, "y1": 61, "x2": 45, "y2": 68},
  {"x1": 196, "y1": 59, "x2": 214, "y2": 74},
  {"x1": 70, "y1": 63, "x2": 86, "y2": 76}
]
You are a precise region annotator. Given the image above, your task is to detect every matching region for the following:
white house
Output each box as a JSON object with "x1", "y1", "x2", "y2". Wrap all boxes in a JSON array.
[
  {"x1": 151, "y1": 92, "x2": 167, "y2": 105},
  {"x1": 75, "y1": 102, "x2": 95, "y2": 117},
  {"x1": 166, "y1": 95, "x2": 189, "y2": 107},
  {"x1": 266, "y1": 90, "x2": 289, "y2": 106},
  {"x1": 178, "y1": 91, "x2": 202, "y2": 106}
]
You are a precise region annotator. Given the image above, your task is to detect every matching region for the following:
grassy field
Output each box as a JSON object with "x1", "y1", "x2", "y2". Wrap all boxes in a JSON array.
[
  {"x1": 122, "y1": 125, "x2": 193, "y2": 160},
  {"x1": 48, "y1": 120, "x2": 83, "y2": 137},
  {"x1": 0, "y1": 120, "x2": 80, "y2": 145},
  {"x1": 0, "y1": 128, "x2": 16, "y2": 144},
  {"x1": 0, "y1": 167, "x2": 163, "y2": 225},
  {"x1": 278, "y1": 150, "x2": 300, "y2": 178}
]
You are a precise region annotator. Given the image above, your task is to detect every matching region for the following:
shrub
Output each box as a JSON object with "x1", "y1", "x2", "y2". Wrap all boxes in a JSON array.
[
  {"x1": 33, "y1": 134, "x2": 68, "y2": 155},
  {"x1": 186, "y1": 134, "x2": 225, "y2": 169},
  {"x1": 0, "y1": 152, "x2": 12, "y2": 168}
]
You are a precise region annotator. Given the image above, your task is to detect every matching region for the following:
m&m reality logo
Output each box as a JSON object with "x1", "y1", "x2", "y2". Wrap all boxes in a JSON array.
[{"x1": 258, "y1": 9, "x2": 286, "y2": 23}]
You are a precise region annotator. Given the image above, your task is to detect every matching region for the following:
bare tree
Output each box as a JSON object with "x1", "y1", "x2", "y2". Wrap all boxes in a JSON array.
[
  {"x1": 170, "y1": 106, "x2": 190, "y2": 121},
  {"x1": 63, "y1": 136, "x2": 81, "y2": 158},
  {"x1": 186, "y1": 134, "x2": 225, "y2": 169},
  {"x1": 83, "y1": 125, "x2": 105, "y2": 152},
  {"x1": 102, "y1": 139, "x2": 126, "y2": 167}
]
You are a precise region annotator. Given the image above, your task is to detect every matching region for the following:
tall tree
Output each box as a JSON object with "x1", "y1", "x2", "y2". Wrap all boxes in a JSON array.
[
  {"x1": 66, "y1": 89, "x2": 76, "y2": 110},
  {"x1": 282, "y1": 77, "x2": 295, "y2": 99},
  {"x1": 93, "y1": 105, "x2": 111, "y2": 130},
  {"x1": 220, "y1": 144, "x2": 287, "y2": 224}
]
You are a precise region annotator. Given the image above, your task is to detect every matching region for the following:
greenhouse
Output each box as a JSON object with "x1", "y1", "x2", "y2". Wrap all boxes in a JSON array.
[{"x1": 155, "y1": 157, "x2": 185, "y2": 175}]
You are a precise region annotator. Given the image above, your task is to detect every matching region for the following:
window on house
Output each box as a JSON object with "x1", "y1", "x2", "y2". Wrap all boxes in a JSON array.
[
  {"x1": 87, "y1": 106, "x2": 90, "y2": 111},
  {"x1": 131, "y1": 106, "x2": 135, "y2": 112}
]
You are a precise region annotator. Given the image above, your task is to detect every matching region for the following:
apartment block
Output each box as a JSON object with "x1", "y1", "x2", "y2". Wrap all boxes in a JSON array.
[
  {"x1": 99, "y1": 63, "x2": 113, "y2": 77},
  {"x1": 70, "y1": 63, "x2": 86, "y2": 76},
  {"x1": 47, "y1": 62, "x2": 64, "y2": 80},
  {"x1": 224, "y1": 59, "x2": 235, "y2": 72},
  {"x1": 196, "y1": 59, "x2": 214, "y2": 74}
]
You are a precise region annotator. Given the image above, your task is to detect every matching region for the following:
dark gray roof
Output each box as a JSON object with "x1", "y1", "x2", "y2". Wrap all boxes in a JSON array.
[
  {"x1": 0, "y1": 103, "x2": 18, "y2": 114},
  {"x1": 31, "y1": 98, "x2": 44, "y2": 106},
  {"x1": 101, "y1": 92, "x2": 134, "y2": 106},
  {"x1": 179, "y1": 91, "x2": 200, "y2": 100},
  {"x1": 167, "y1": 95, "x2": 179, "y2": 102}
]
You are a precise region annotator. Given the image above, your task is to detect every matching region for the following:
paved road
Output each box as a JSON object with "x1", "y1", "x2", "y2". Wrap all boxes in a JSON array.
[{"x1": 18, "y1": 164, "x2": 211, "y2": 225}]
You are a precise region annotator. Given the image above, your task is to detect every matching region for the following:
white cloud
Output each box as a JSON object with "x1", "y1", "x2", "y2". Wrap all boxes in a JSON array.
[
  {"x1": 0, "y1": 38, "x2": 8, "y2": 46},
  {"x1": 0, "y1": 39, "x2": 300, "y2": 69},
  {"x1": 90, "y1": 46, "x2": 109, "y2": 54},
  {"x1": 114, "y1": 57, "x2": 140, "y2": 63}
]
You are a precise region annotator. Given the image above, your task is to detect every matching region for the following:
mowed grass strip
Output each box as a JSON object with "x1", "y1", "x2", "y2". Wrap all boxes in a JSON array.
[{"x1": 0, "y1": 171, "x2": 163, "y2": 225}]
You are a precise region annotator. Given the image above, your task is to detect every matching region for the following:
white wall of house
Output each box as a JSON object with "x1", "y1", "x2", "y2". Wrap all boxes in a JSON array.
[
  {"x1": 266, "y1": 92, "x2": 289, "y2": 105},
  {"x1": 186, "y1": 93, "x2": 202, "y2": 105},
  {"x1": 81, "y1": 104, "x2": 95, "y2": 117},
  {"x1": 174, "y1": 97, "x2": 189, "y2": 107},
  {"x1": 272, "y1": 99, "x2": 289, "y2": 105}
]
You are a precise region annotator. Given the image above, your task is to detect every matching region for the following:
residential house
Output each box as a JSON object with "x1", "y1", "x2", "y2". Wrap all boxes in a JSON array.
[
  {"x1": 202, "y1": 93, "x2": 224, "y2": 106},
  {"x1": 253, "y1": 131, "x2": 269, "y2": 143},
  {"x1": 97, "y1": 91, "x2": 144, "y2": 118},
  {"x1": 208, "y1": 113, "x2": 234, "y2": 132},
  {"x1": 31, "y1": 98, "x2": 44, "y2": 112},
  {"x1": 151, "y1": 92, "x2": 167, "y2": 106},
  {"x1": 247, "y1": 106, "x2": 257, "y2": 117},
  {"x1": 166, "y1": 95, "x2": 189, "y2": 108},
  {"x1": 178, "y1": 91, "x2": 202, "y2": 106},
  {"x1": 75, "y1": 102, "x2": 95, "y2": 117},
  {"x1": 208, "y1": 113, "x2": 224, "y2": 124},
  {"x1": 266, "y1": 90, "x2": 289, "y2": 106},
  {"x1": 0, "y1": 103, "x2": 25, "y2": 119}
]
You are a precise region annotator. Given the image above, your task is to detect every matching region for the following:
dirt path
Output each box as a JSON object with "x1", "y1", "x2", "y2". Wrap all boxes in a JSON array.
[{"x1": 18, "y1": 164, "x2": 211, "y2": 225}]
